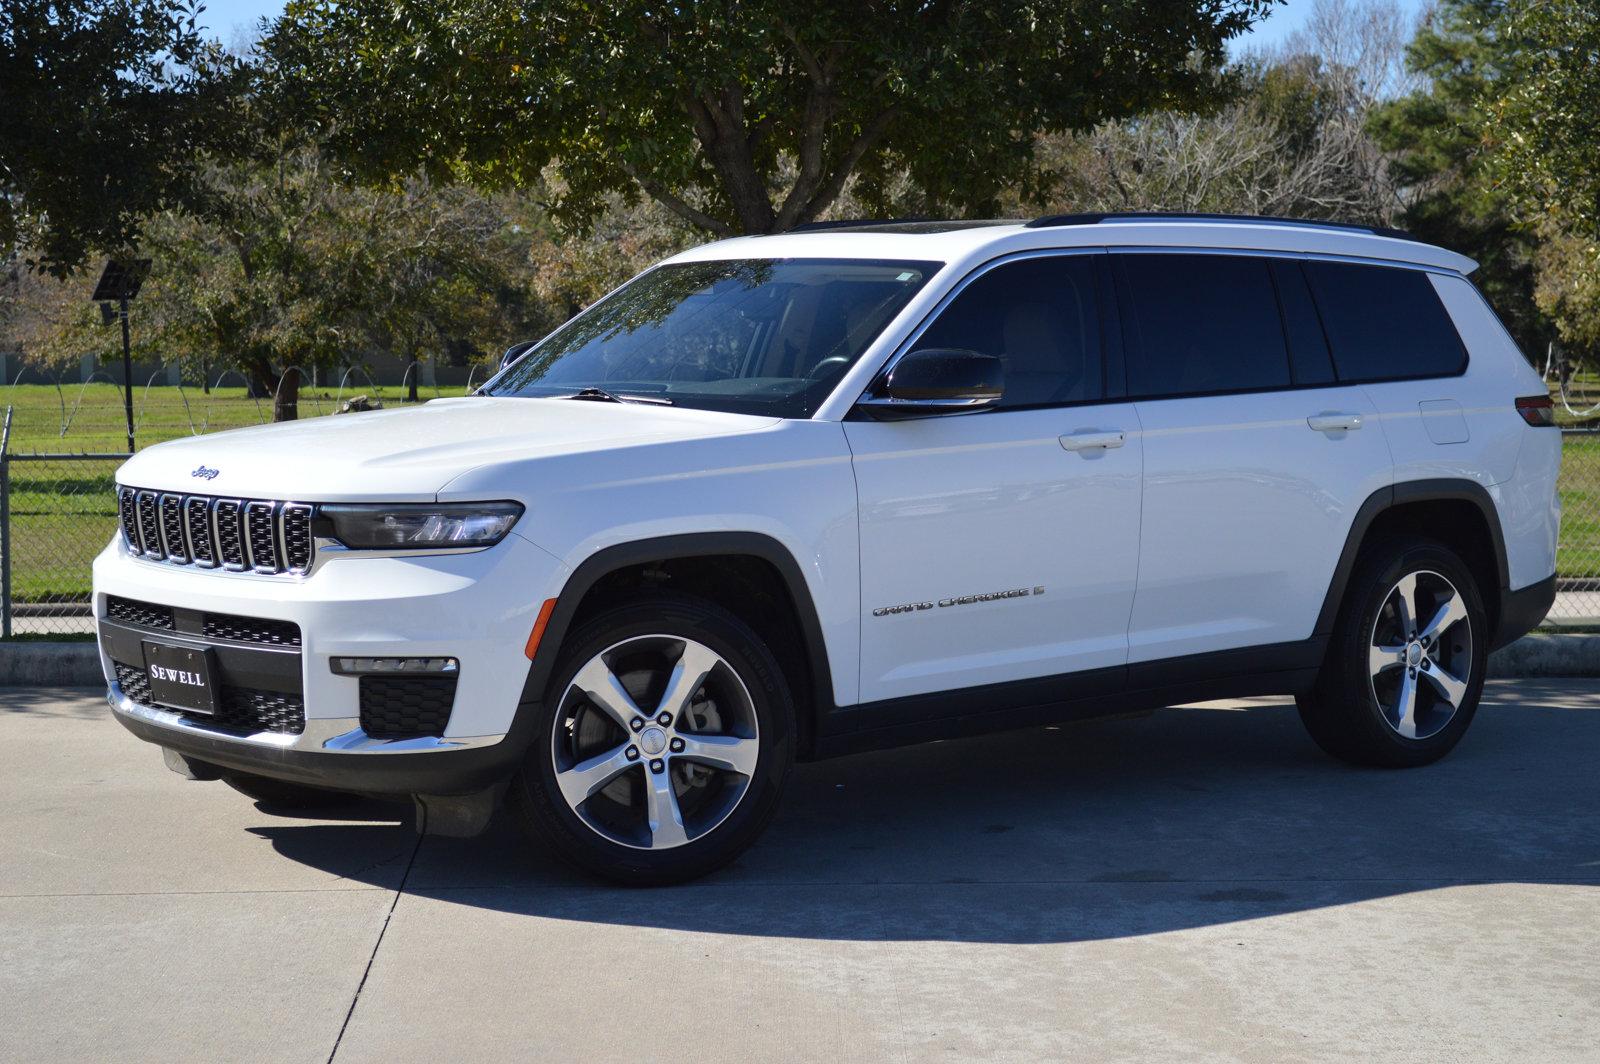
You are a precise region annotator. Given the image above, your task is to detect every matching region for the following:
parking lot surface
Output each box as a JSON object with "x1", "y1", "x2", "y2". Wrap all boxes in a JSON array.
[{"x1": 2, "y1": 681, "x2": 1597, "y2": 1063}]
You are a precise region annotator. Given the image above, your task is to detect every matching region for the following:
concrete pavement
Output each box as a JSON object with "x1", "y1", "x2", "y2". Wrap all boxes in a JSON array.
[{"x1": 2, "y1": 681, "x2": 1597, "y2": 1062}]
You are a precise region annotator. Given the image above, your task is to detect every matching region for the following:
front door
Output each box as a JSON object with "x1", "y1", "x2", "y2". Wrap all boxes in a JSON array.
[{"x1": 845, "y1": 252, "x2": 1143, "y2": 706}]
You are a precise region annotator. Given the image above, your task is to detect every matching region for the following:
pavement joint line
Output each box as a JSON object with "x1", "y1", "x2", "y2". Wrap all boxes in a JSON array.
[
  {"x1": 326, "y1": 831, "x2": 424, "y2": 1064},
  {"x1": 0, "y1": 886, "x2": 397, "y2": 900},
  {"x1": 390, "y1": 875, "x2": 1600, "y2": 891}
]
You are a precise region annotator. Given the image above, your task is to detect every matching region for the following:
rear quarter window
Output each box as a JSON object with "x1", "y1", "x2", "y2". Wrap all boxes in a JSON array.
[{"x1": 1303, "y1": 261, "x2": 1468, "y2": 382}]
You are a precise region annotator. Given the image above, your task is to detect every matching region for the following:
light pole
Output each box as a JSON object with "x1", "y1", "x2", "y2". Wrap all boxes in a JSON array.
[{"x1": 91, "y1": 258, "x2": 151, "y2": 454}]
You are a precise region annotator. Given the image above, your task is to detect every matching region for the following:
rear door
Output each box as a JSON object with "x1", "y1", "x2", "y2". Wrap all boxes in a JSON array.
[
  {"x1": 1114, "y1": 251, "x2": 1394, "y2": 665},
  {"x1": 846, "y1": 251, "x2": 1143, "y2": 706}
]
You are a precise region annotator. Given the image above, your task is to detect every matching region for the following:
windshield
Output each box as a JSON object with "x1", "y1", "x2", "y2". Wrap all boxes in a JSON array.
[{"x1": 483, "y1": 258, "x2": 941, "y2": 417}]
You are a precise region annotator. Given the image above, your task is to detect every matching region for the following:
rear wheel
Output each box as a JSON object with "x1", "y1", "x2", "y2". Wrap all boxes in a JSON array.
[
  {"x1": 1297, "y1": 537, "x2": 1487, "y2": 767},
  {"x1": 508, "y1": 593, "x2": 795, "y2": 885},
  {"x1": 220, "y1": 772, "x2": 357, "y2": 809}
]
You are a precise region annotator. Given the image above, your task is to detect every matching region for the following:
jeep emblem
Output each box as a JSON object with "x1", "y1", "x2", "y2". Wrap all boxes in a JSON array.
[{"x1": 191, "y1": 465, "x2": 220, "y2": 481}]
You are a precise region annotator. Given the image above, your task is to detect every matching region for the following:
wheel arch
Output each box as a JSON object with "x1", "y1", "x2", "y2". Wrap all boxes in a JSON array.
[
  {"x1": 1316, "y1": 479, "x2": 1511, "y2": 646},
  {"x1": 513, "y1": 532, "x2": 835, "y2": 758}
]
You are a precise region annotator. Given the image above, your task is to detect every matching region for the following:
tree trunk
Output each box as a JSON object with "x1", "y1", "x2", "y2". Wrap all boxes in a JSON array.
[{"x1": 273, "y1": 368, "x2": 300, "y2": 422}]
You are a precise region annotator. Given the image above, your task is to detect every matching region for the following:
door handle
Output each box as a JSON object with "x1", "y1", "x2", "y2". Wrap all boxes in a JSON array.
[
  {"x1": 1060, "y1": 430, "x2": 1126, "y2": 452},
  {"x1": 1307, "y1": 412, "x2": 1364, "y2": 432}
]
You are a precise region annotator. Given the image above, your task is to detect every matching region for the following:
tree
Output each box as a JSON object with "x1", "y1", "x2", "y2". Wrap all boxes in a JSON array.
[
  {"x1": 0, "y1": 0, "x2": 237, "y2": 276},
  {"x1": 1368, "y1": 0, "x2": 1544, "y2": 355},
  {"x1": 115, "y1": 136, "x2": 540, "y2": 419},
  {"x1": 1026, "y1": 0, "x2": 1410, "y2": 226},
  {"x1": 265, "y1": 0, "x2": 1276, "y2": 237},
  {"x1": 1487, "y1": 0, "x2": 1600, "y2": 350}
]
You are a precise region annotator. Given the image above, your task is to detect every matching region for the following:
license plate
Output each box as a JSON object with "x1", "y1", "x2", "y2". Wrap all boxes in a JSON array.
[{"x1": 142, "y1": 640, "x2": 218, "y2": 715}]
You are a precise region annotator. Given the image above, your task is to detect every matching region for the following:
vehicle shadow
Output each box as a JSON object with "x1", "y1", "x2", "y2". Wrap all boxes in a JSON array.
[{"x1": 256, "y1": 685, "x2": 1600, "y2": 944}]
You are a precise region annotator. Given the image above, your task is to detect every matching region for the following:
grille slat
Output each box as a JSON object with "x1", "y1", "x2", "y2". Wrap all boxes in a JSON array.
[
  {"x1": 185, "y1": 497, "x2": 215, "y2": 565},
  {"x1": 135, "y1": 491, "x2": 161, "y2": 557},
  {"x1": 283, "y1": 505, "x2": 313, "y2": 572},
  {"x1": 118, "y1": 487, "x2": 141, "y2": 553},
  {"x1": 214, "y1": 499, "x2": 246, "y2": 569},
  {"x1": 159, "y1": 494, "x2": 189, "y2": 563},
  {"x1": 246, "y1": 501, "x2": 280, "y2": 572}
]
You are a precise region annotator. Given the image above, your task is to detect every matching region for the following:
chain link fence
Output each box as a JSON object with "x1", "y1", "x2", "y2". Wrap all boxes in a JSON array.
[
  {"x1": 1549, "y1": 429, "x2": 1600, "y2": 623},
  {"x1": 2, "y1": 407, "x2": 1599, "y2": 638}
]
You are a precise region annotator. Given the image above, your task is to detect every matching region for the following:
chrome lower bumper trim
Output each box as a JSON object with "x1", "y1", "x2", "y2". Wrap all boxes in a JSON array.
[{"x1": 106, "y1": 682, "x2": 506, "y2": 754}]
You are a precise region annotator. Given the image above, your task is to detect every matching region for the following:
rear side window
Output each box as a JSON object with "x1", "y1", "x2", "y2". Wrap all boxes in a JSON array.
[
  {"x1": 1116, "y1": 253, "x2": 1290, "y2": 398},
  {"x1": 915, "y1": 254, "x2": 1103, "y2": 408},
  {"x1": 1302, "y1": 261, "x2": 1467, "y2": 382}
]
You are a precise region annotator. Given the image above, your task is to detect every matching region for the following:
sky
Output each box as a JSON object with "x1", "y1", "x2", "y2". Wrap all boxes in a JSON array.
[{"x1": 195, "y1": 0, "x2": 1428, "y2": 52}]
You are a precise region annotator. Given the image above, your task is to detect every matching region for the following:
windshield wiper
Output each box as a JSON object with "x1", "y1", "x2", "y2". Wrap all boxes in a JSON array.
[{"x1": 559, "y1": 387, "x2": 674, "y2": 406}]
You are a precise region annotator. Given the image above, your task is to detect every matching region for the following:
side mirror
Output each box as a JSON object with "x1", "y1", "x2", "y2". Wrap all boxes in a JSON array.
[
  {"x1": 499, "y1": 340, "x2": 537, "y2": 371},
  {"x1": 857, "y1": 348, "x2": 1004, "y2": 418}
]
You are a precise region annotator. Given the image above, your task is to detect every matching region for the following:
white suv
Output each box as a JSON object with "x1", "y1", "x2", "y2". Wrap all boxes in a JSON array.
[{"x1": 94, "y1": 214, "x2": 1561, "y2": 884}]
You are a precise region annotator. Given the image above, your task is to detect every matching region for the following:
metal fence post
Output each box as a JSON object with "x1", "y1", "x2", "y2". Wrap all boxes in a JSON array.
[{"x1": 1, "y1": 405, "x2": 13, "y2": 639}]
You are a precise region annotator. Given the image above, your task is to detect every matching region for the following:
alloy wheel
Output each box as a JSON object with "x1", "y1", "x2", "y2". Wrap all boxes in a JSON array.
[
  {"x1": 549, "y1": 635, "x2": 761, "y2": 850},
  {"x1": 1367, "y1": 569, "x2": 1474, "y2": 741}
]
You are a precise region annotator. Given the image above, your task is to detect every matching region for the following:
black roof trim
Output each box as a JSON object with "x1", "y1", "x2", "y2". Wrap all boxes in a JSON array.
[
  {"x1": 786, "y1": 218, "x2": 1015, "y2": 234},
  {"x1": 1024, "y1": 211, "x2": 1421, "y2": 243}
]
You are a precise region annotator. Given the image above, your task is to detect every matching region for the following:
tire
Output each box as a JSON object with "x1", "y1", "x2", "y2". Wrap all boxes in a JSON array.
[
  {"x1": 220, "y1": 772, "x2": 357, "y2": 809},
  {"x1": 1297, "y1": 536, "x2": 1488, "y2": 768},
  {"x1": 508, "y1": 592, "x2": 796, "y2": 886}
]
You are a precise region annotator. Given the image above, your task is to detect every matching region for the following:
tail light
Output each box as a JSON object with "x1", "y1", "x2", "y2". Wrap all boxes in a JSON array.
[{"x1": 1516, "y1": 395, "x2": 1557, "y2": 427}]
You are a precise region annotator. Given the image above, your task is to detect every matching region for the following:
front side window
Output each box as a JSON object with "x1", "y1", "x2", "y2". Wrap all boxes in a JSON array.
[
  {"x1": 911, "y1": 255, "x2": 1104, "y2": 408},
  {"x1": 485, "y1": 258, "x2": 938, "y2": 417},
  {"x1": 1116, "y1": 253, "x2": 1292, "y2": 399}
]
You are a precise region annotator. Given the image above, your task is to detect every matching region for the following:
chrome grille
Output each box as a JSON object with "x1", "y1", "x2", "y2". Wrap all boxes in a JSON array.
[
  {"x1": 116, "y1": 488, "x2": 315, "y2": 575},
  {"x1": 185, "y1": 497, "x2": 214, "y2": 565},
  {"x1": 245, "y1": 501, "x2": 279, "y2": 571},
  {"x1": 215, "y1": 500, "x2": 244, "y2": 568},
  {"x1": 136, "y1": 491, "x2": 161, "y2": 556},
  {"x1": 159, "y1": 494, "x2": 188, "y2": 563},
  {"x1": 118, "y1": 487, "x2": 141, "y2": 553}
]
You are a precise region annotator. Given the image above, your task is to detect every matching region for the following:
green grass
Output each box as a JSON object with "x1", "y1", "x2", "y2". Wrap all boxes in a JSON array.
[{"x1": 1, "y1": 381, "x2": 472, "y2": 454}]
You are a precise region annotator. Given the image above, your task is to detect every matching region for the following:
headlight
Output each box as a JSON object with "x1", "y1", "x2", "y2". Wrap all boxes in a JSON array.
[{"x1": 318, "y1": 502, "x2": 524, "y2": 550}]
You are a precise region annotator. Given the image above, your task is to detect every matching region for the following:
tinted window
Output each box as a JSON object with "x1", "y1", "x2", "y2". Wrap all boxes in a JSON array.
[
  {"x1": 1303, "y1": 261, "x2": 1466, "y2": 382},
  {"x1": 1117, "y1": 254, "x2": 1291, "y2": 398},
  {"x1": 1270, "y1": 259, "x2": 1336, "y2": 386},
  {"x1": 914, "y1": 255, "x2": 1102, "y2": 408},
  {"x1": 486, "y1": 258, "x2": 937, "y2": 418}
]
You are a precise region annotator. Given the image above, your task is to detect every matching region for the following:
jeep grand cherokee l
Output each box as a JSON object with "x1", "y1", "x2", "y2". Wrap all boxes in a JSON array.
[{"x1": 95, "y1": 214, "x2": 1561, "y2": 884}]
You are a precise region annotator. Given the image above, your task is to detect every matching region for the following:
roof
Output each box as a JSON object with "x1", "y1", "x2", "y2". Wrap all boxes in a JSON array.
[{"x1": 666, "y1": 215, "x2": 1478, "y2": 276}]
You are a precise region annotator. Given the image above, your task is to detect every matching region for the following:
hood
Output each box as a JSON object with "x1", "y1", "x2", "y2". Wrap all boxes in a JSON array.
[{"x1": 115, "y1": 396, "x2": 781, "y2": 500}]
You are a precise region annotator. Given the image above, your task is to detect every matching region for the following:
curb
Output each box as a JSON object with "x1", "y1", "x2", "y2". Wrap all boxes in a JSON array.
[
  {"x1": 0, "y1": 642, "x2": 102, "y2": 687},
  {"x1": 1487, "y1": 633, "x2": 1600, "y2": 678},
  {"x1": 2, "y1": 634, "x2": 1596, "y2": 686}
]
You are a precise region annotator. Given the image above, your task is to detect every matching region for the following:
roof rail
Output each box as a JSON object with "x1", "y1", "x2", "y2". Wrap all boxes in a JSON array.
[
  {"x1": 1024, "y1": 211, "x2": 1421, "y2": 243},
  {"x1": 788, "y1": 218, "x2": 932, "y2": 232}
]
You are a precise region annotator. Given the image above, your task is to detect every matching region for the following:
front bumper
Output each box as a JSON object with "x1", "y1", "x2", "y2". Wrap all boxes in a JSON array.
[{"x1": 93, "y1": 531, "x2": 568, "y2": 793}]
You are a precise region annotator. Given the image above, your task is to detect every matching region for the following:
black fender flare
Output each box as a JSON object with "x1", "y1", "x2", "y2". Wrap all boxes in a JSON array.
[
  {"x1": 508, "y1": 532, "x2": 836, "y2": 751},
  {"x1": 1314, "y1": 477, "x2": 1511, "y2": 640}
]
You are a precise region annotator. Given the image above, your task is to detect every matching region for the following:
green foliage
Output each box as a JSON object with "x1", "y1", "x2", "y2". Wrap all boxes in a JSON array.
[
  {"x1": 0, "y1": 0, "x2": 239, "y2": 276},
  {"x1": 1488, "y1": 0, "x2": 1600, "y2": 349},
  {"x1": 1367, "y1": 0, "x2": 1547, "y2": 354},
  {"x1": 264, "y1": 0, "x2": 1277, "y2": 235}
]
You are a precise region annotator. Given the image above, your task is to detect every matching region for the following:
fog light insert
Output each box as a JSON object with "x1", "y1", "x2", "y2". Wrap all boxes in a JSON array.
[{"x1": 331, "y1": 657, "x2": 459, "y2": 676}]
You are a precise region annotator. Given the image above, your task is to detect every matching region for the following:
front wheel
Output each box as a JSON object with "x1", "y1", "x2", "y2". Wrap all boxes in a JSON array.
[
  {"x1": 508, "y1": 593, "x2": 795, "y2": 885},
  {"x1": 1297, "y1": 537, "x2": 1488, "y2": 768}
]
